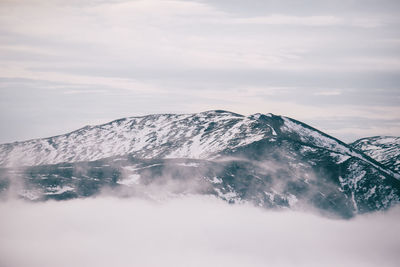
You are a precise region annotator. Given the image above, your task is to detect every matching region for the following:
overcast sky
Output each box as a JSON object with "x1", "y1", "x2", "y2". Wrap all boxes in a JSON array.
[{"x1": 0, "y1": 0, "x2": 400, "y2": 143}]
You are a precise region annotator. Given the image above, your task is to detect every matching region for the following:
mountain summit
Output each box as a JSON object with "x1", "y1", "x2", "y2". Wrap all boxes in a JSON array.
[{"x1": 0, "y1": 110, "x2": 399, "y2": 218}]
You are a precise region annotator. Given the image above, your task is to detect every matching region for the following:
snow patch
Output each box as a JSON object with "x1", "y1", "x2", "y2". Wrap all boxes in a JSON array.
[
  {"x1": 117, "y1": 174, "x2": 141, "y2": 186},
  {"x1": 177, "y1": 162, "x2": 200, "y2": 167},
  {"x1": 45, "y1": 186, "x2": 75, "y2": 195}
]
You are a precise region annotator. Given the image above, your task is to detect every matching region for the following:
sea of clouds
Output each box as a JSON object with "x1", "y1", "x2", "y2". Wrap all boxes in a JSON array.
[{"x1": 1, "y1": 195, "x2": 399, "y2": 267}]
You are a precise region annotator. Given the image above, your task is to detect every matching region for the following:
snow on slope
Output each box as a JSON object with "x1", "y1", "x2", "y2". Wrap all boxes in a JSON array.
[
  {"x1": 0, "y1": 111, "x2": 275, "y2": 167},
  {"x1": 351, "y1": 136, "x2": 400, "y2": 173},
  {"x1": 0, "y1": 110, "x2": 398, "y2": 183},
  {"x1": 280, "y1": 117, "x2": 400, "y2": 180},
  {"x1": 1, "y1": 111, "x2": 400, "y2": 216}
]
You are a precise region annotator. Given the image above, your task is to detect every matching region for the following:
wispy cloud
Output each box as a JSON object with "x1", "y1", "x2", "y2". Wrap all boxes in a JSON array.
[
  {"x1": 314, "y1": 91, "x2": 342, "y2": 96},
  {"x1": 231, "y1": 14, "x2": 345, "y2": 27}
]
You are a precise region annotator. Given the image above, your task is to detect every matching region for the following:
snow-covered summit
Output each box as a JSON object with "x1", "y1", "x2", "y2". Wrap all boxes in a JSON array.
[
  {"x1": 0, "y1": 110, "x2": 270, "y2": 166},
  {"x1": 0, "y1": 110, "x2": 396, "y2": 182}
]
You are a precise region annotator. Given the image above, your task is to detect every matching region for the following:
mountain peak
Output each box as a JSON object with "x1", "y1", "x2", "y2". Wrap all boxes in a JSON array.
[
  {"x1": 0, "y1": 110, "x2": 273, "y2": 166},
  {"x1": 199, "y1": 110, "x2": 244, "y2": 116},
  {"x1": 1, "y1": 110, "x2": 399, "y2": 217},
  {"x1": 0, "y1": 111, "x2": 395, "y2": 178}
]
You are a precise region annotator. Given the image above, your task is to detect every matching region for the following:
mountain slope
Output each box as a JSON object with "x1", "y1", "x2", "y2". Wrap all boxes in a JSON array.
[
  {"x1": 0, "y1": 110, "x2": 273, "y2": 166},
  {"x1": 0, "y1": 111, "x2": 399, "y2": 218},
  {"x1": 351, "y1": 136, "x2": 400, "y2": 173}
]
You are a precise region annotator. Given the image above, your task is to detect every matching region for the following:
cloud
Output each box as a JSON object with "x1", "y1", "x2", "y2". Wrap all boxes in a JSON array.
[
  {"x1": 0, "y1": 0, "x2": 396, "y2": 72},
  {"x1": 0, "y1": 196, "x2": 399, "y2": 267},
  {"x1": 62, "y1": 89, "x2": 109, "y2": 95},
  {"x1": 231, "y1": 15, "x2": 344, "y2": 27},
  {"x1": 0, "y1": 0, "x2": 399, "y2": 143},
  {"x1": 314, "y1": 91, "x2": 342, "y2": 96}
]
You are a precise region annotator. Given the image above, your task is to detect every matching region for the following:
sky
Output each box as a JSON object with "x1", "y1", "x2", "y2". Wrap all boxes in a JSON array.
[{"x1": 0, "y1": 0, "x2": 400, "y2": 143}]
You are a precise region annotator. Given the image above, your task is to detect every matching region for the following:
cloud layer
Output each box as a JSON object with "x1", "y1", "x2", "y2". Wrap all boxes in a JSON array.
[
  {"x1": 1, "y1": 0, "x2": 400, "y2": 142},
  {"x1": 1, "y1": 196, "x2": 400, "y2": 267}
]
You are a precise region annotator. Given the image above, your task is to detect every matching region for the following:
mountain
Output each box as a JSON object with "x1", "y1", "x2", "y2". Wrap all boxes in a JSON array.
[
  {"x1": 351, "y1": 136, "x2": 400, "y2": 173},
  {"x1": 0, "y1": 110, "x2": 271, "y2": 166},
  {"x1": 0, "y1": 110, "x2": 399, "y2": 218}
]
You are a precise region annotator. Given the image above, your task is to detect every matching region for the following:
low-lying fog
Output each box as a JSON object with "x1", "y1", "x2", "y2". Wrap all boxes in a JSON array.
[{"x1": 1, "y1": 196, "x2": 399, "y2": 267}]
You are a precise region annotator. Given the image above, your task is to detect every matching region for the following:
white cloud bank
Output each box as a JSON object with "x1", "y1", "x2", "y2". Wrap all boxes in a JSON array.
[{"x1": 0, "y1": 196, "x2": 399, "y2": 267}]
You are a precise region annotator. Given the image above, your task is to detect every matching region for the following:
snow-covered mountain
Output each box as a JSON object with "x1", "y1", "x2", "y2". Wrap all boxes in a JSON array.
[
  {"x1": 351, "y1": 136, "x2": 400, "y2": 173},
  {"x1": 0, "y1": 111, "x2": 271, "y2": 166},
  {"x1": 0, "y1": 110, "x2": 399, "y2": 218}
]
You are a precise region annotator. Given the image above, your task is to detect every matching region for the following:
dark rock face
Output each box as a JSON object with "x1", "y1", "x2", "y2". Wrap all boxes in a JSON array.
[{"x1": 0, "y1": 111, "x2": 399, "y2": 218}]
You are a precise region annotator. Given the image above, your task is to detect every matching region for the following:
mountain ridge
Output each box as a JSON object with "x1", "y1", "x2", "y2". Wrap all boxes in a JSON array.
[
  {"x1": 351, "y1": 136, "x2": 400, "y2": 173},
  {"x1": 0, "y1": 110, "x2": 278, "y2": 166},
  {"x1": 0, "y1": 110, "x2": 399, "y2": 218}
]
